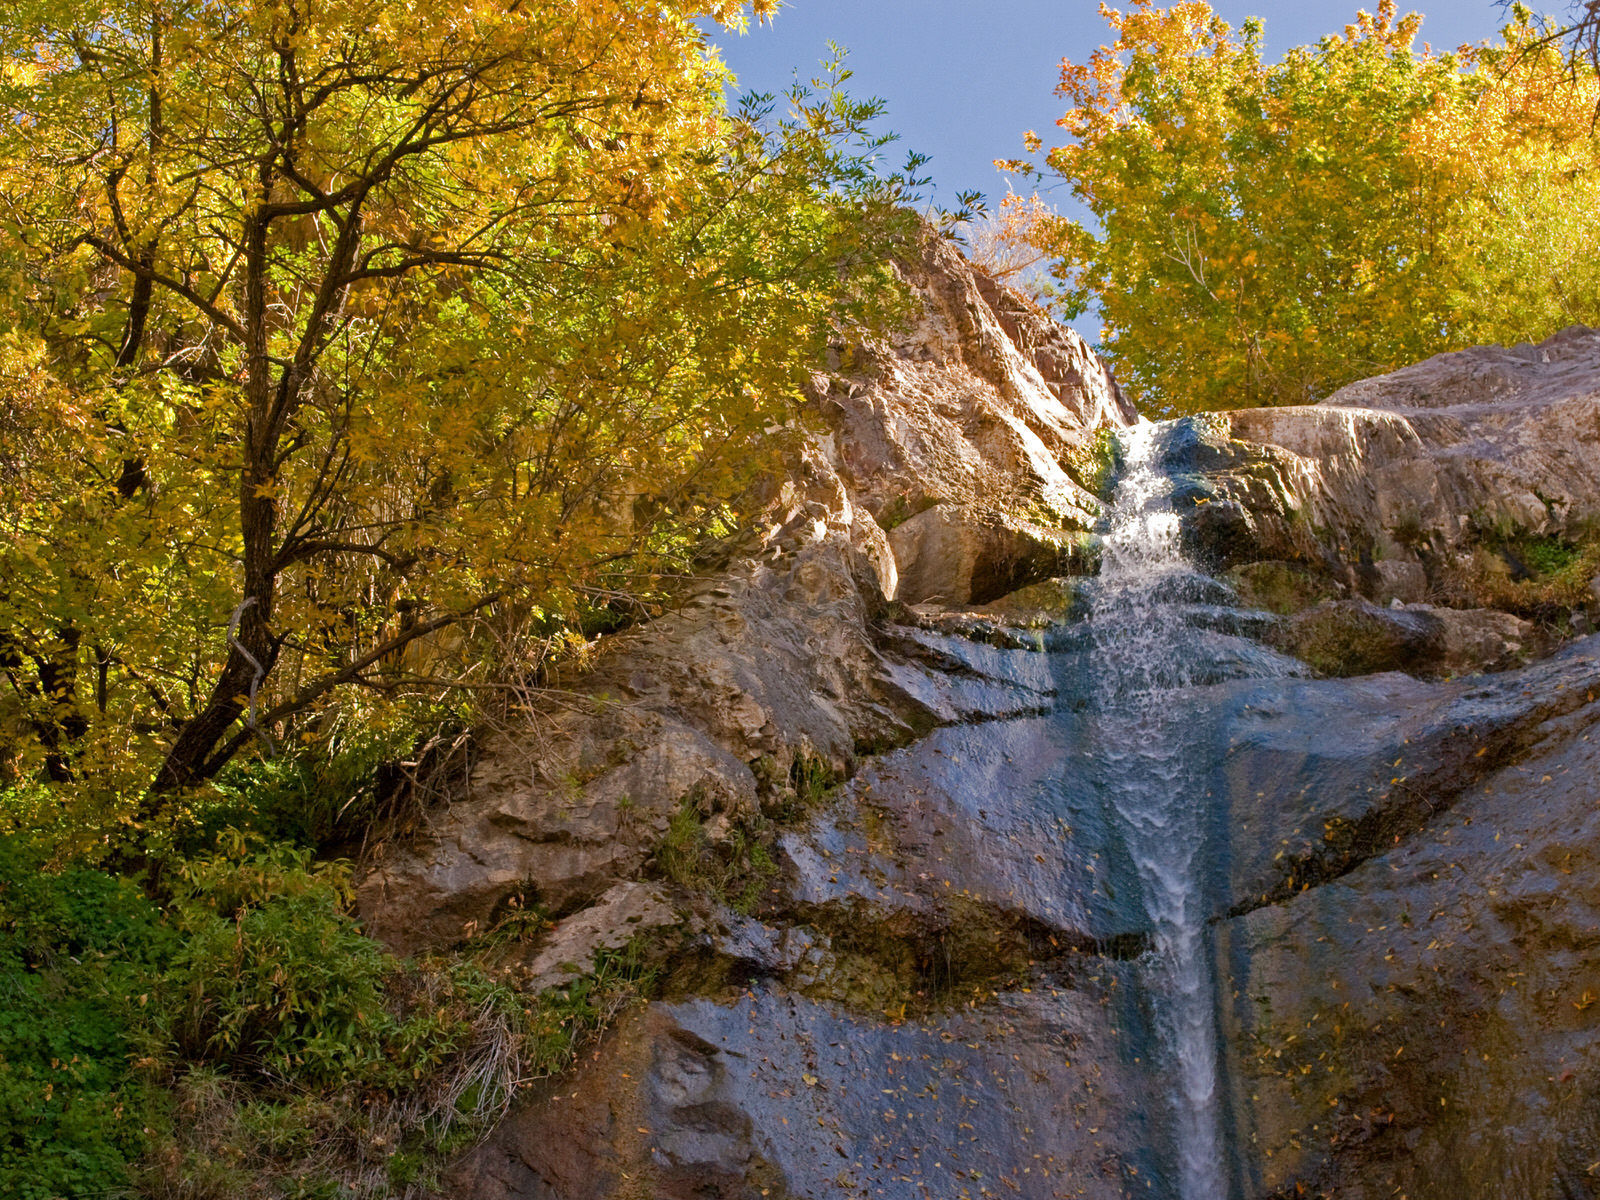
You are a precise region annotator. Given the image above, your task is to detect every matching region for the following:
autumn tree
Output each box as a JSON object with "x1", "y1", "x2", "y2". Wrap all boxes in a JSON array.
[
  {"x1": 1417, "y1": 5, "x2": 1600, "y2": 346},
  {"x1": 1006, "y1": 1, "x2": 1600, "y2": 414},
  {"x1": 0, "y1": 0, "x2": 917, "y2": 826}
]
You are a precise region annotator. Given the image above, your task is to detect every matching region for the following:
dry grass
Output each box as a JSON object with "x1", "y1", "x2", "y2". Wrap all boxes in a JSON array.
[{"x1": 1434, "y1": 536, "x2": 1600, "y2": 622}]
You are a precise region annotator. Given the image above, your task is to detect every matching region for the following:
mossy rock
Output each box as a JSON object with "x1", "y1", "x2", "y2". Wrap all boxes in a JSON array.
[
  {"x1": 1271, "y1": 600, "x2": 1444, "y2": 677},
  {"x1": 975, "y1": 576, "x2": 1092, "y2": 627},
  {"x1": 1229, "y1": 560, "x2": 1339, "y2": 616}
]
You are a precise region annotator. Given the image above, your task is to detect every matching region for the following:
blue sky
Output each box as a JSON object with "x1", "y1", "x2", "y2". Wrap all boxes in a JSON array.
[{"x1": 703, "y1": 1, "x2": 1517, "y2": 210}]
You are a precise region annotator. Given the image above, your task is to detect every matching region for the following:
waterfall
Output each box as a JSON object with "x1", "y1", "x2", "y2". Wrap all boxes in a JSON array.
[{"x1": 1089, "y1": 420, "x2": 1229, "y2": 1200}]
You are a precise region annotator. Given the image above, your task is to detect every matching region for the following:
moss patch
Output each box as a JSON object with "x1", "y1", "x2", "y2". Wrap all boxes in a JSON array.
[
  {"x1": 1272, "y1": 601, "x2": 1441, "y2": 677},
  {"x1": 1064, "y1": 426, "x2": 1120, "y2": 499},
  {"x1": 1229, "y1": 560, "x2": 1339, "y2": 616}
]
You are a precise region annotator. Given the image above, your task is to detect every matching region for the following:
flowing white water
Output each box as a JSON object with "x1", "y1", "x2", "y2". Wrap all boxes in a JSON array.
[{"x1": 1089, "y1": 421, "x2": 1229, "y2": 1200}]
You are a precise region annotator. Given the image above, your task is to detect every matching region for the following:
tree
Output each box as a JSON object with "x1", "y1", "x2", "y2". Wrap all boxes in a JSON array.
[
  {"x1": 1417, "y1": 4, "x2": 1600, "y2": 346},
  {"x1": 0, "y1": 0, "x2": 916, "y2": 826},
  {"x1": 1006, "y1": 1, "x2": 1600, "y2": 414}
]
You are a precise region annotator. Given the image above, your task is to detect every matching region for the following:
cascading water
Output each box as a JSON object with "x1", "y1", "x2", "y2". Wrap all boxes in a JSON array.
[{"x1": 1087, "y1": 420, "x2": 1232, "y2": 1200}]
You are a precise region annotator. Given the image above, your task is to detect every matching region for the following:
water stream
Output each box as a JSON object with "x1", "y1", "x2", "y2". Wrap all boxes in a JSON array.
[{"x1": 1085, "y1": 420, "x2": 1242, "y2": 1200}]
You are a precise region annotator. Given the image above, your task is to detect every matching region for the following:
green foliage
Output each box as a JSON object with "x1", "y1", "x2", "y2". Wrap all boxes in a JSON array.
[
  {"x1": 520, "y1": 940, "x2": 660, "y2": 1079},
  {"x1": 0, "y1": 840, "x2": 170, "y2": 1200},
  {"x1": 193, "y1": 710, "x2": 459, "y2": 854},
  {"x1": 787, "y1": 750, "x2": 838, "y2": 812},
  {"x1": 163, "y1": 847, "x2": 448, "y2": 1087},
  {"x1": 1518, "y1": 536, "x2": 1581, "y2": 579},
  {"x1": 658, "y1": 802, "x2": 714, "y2": 890},
  {"x1": 1444, "y1": 534, "x2": 1600, "y2": 619},
  {"x1": 0, "y1": 826, "x2": 661, "y2": 1199}
]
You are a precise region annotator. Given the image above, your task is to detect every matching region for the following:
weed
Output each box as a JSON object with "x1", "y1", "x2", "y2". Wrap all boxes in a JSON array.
[
  {"x1": 520, "y1": 938, "x2": 659, "y2": 1079},
  {"x1": 654, "y1": 801, "x2": 780, "y2": 915},
  {"x1": 0, "y1": 831, "x2": 621, "y2": 1200},
  {"x1": 0, "y1": 840, "x2": 172, "y2": 1200}
]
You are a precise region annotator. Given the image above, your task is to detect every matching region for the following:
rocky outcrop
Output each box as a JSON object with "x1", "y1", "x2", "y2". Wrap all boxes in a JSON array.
[
  {"x1": 441, "y1": 637, "x2": 1600, "y2": 1200},
  {"x1": 1268, "y1": 599, "x2": 1535, "y2": 677},
  {"x1": 824, "y1": 237, "x2": 1133, "y2": 604},
  {"x1": 361, "y1": 273, "x2": 1600, "y2": 1199},
  {"x1": 1158, "y1": 327, "x2": 1600, "y2": 680},
  {"x1": 1222, "y1": 326, "x2": 1600, "y2": 564},
  {"x1": 357, "y1": 235, "x2": 1134, "y2": 954}
]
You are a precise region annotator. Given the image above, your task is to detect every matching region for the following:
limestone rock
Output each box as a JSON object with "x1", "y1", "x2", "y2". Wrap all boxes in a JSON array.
[
  {"x1": 1212, "y1": 325, "x2": 1600, "y2": 581},
  {"x1": 512, "y1": 881, "x2": 678, "y2": 992},
  {"x1": 884, "y1": 502, "x2": 1092, "y2": 605}
]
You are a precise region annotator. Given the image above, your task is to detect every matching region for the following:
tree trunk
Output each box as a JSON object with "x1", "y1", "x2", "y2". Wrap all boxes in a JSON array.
[{"x1": 150, "y1": 207, "x2": 281, "y2": 795}]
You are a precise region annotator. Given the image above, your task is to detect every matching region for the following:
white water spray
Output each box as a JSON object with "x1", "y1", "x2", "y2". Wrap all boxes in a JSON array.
[{"x1": 1090, "y1": 421, "x2": 1228, "y2": 1200}]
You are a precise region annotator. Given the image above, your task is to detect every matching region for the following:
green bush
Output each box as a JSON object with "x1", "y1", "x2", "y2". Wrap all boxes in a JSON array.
[
  {"x1": 0, "y1": 836, "x2": 551, "y2": 1199},
  {"x1": 0, "y1": 799, "x2": 664, "y2": 1200},
  {"x1": 164, "y1": 846, "x2": 468, "y2": 1089},
  {"x1": 0, "y1": 840, "x2": 171, "y2": 1200}
]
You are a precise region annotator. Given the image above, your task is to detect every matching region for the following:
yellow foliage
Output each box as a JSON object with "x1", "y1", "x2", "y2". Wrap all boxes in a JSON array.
[
  {"x1": 0, "y1": 1, "x2": 913, "y2": 816},
  {"x1": 1009, "y1": 0, "x2": 1600, "y2": 414}
]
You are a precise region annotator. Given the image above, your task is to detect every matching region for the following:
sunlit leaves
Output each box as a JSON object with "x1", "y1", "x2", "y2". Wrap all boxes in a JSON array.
[
  {"x1": 0, "y1": 0, "x2": 913, "y2": 815},
  {"x1": 1012, "y1": 0, "x2": 1600, "y2": 415}
]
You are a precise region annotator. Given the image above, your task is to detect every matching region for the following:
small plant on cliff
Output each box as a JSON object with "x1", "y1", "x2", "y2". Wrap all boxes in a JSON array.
[
  {"x1": 1441, "y1": 532, "x2": 1600, "y2": 620},
  {"x1": 656, "y1": 799, "x2": 780, "y2": 914}
]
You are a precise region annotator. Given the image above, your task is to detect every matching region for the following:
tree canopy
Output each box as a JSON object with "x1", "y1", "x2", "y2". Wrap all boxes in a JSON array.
[
  {"x1": 0, "y1": 0, "x2": 918, "y2": 835},
  {"x1": 1005, "y1": 1, "x2": 1600, "y2": 414}
]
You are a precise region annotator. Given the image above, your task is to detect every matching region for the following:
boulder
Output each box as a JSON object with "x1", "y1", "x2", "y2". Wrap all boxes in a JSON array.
[
  {"x1": 509, "y1": 881, "x2": 678, "y2": 992},
  {"x1": 1269, "y1": 599, "x2": 1535, "y2": 678},
  {"x1": 885, "y1": 503, "x2": 1092, "y2": 605}
]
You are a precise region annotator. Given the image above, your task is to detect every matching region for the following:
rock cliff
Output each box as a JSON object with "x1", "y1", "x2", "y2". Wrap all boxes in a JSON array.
[
  {"x1": 358, "y1": 234, "x2": 1134, "y2": 953},
  {"x1": 356, "y1": 248, "x2": 1600, "y2": 1200}
]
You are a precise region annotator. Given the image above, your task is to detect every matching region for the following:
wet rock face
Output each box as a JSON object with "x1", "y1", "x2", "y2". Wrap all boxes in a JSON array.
[
  {"x1": 438, "y1": 606, "x2": 1600, "y2": 1199},
  {"x1": 376, "y1": 292, "x2": 1600, "y2": 1198},
  {"x1": 451, "y1": 986, "x2": 1149, "y2": 1200},
  {"x1": 1224, "y1": 680, "x2": 1600, "y2": 1200}
]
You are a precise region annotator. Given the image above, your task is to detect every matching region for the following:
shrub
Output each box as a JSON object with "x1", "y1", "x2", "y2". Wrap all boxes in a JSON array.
[
  {"x1": 0, "y1": 840, "x2": 171, "y2": 1200},
  {"x1": 163, "y1": 846, "x2": 467, "y2": 1089}
]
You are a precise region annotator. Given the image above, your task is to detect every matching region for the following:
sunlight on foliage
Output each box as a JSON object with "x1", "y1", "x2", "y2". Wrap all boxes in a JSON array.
[
  {"x1": 1005, "y1": 0, "x2": 1600, "y2": 414},
  {"x1": 0, "y1": 0, "x2": 919, "y2": 816}
]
